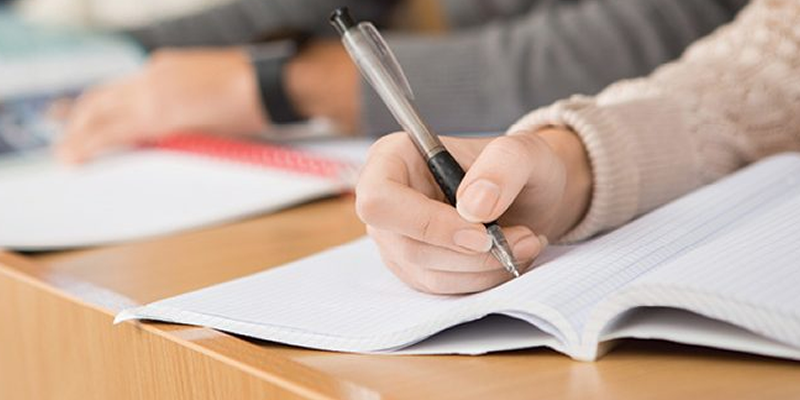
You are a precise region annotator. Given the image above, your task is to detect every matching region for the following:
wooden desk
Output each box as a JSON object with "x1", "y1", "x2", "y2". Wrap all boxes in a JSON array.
[{"x1": 1, "y1": 196, "x2": 798, "y2": 400}]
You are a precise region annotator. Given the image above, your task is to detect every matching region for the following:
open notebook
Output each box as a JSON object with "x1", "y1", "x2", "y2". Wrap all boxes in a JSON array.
[
  {"x1": 0, "y1": 135, "x2": 355, "y2": 250},
  {"x1": 116, "y1": 154, "x2": 800, "y2": 361}
]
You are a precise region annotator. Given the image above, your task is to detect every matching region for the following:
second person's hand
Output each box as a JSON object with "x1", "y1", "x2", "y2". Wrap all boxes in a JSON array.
[
  {"x1": 56, "y1": 40, "x2": 359, "y2": 164},
  {"x1": 56, "y1": 48, "x2": 269, "y2": 163}
]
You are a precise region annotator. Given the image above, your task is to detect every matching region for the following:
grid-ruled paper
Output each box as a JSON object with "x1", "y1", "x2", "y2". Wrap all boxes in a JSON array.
[
  {"x1": 117, "y1": 154, "x2": 800, "y2": 355},
  {"x1": 616, "y1": 182, "x2": 800, "y2": 349},
  {"x1": 496, "y1": 154, "x2": 800, "y2": 332},
  {"x1": 118, "y1": 237, "x2": 527, "y2": 353}
]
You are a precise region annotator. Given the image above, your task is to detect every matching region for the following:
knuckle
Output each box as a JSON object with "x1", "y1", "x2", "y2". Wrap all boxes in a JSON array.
[
  {"x1": 354, "y1": 186, "x2": 386, "y2": 224},
  {"x1": 417, "y1": 271, "x2": 447, "y2": 294},
  {"x1": 486, "y1": 136, "x2": 532, "y2": 165},
  {"x1": 400, "y1": 239, "x2": 431, "y2": 267},
  {"x1": 416, "y1": 213, "x2": 436, "y2": 243},
  {"x1": 380, "y1": 256, "x2": 416, "y2": 289},
  {"x1": 412, "y1": 208, "x2": 447, "y2": 246},
  {"x1": 376, "y1": 246, "x2": 430, "y2": 294},
  {"x1": 368, "y1": 132, "x2": 413, "y2": 157},
  {"x1": 479, "y1": 252, "x2": 499, "y2": 271}
]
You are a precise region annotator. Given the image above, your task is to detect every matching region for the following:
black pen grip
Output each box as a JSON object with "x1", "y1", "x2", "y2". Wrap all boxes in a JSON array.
[
  {"x1": 426, "y1": 151, "x2": 465, "y2": 206},
  {"x1": 427, "y1": 151, "x2": 503, "y2": 230}
]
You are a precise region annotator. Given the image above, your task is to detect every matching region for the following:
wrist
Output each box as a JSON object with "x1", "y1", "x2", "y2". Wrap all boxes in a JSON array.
[
  {"x1": 283, "y1": 53, "x2": 316, "y2": 120},
  {"x1": 536, "y1": 127, "x2": 593, "y2": 239},
  {"x1": 284, "y1": 41, "x2": 360, "y2": 134},
  {"x1": 232, "y1": 50, "x2": 270, "y2": 131},
  {"x1": 247, "y1": 42, "x2": 306, "y2": 125},
  {"x1": 199, "y1": 47, "x2": 268, "y2": 135}
]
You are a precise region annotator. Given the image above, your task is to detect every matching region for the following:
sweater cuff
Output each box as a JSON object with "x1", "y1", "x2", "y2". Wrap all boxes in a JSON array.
[{"x1": 508, "y1": 95, "x2": 702, "y2": 242}]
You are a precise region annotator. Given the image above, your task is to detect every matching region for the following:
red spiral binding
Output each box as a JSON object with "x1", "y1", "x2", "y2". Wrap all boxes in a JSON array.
[{"x1": 146, "y1": 134, "x2": 353, "y2": 180}]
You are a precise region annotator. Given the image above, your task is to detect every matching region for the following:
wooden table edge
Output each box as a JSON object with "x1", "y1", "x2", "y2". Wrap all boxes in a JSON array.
[{"x1": 0, "y1": 250, "x2": 385, "y2": 400}]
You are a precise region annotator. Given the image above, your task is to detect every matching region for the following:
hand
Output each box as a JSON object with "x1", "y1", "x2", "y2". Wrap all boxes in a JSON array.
[
  {"x1": 356, "y1": 127, "x2": 593, "y2": 294},
  {"x1": 284, "y1": 40, "x2": 359, "y2": 134},
  {"x1": 56, "y1": 48, "x2": 267, "y2": 163}
]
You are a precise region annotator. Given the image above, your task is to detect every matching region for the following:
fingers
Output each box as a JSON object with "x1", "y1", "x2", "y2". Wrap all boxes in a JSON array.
[
  {"x1": 455, "y1": 134, "x2": 560, "y2": 223},
  {"x1": 372, "y1": 225, "x2": 541, "y2": 272},
  {"x1": 56, "y1": 80, "x2": 145, "y2": 163},
  {"x1": 356, "y1": 133, "x2": 491, "y2": 254},
  {"x1": 47, "y1": 98, "x2": 75, "y2": 122},
  {"x1": 369, "y1": 225, "x2": 547, "y2": 294},
  {"x1": 357, "y1": 132, "x2": 556, "y2": 294}
]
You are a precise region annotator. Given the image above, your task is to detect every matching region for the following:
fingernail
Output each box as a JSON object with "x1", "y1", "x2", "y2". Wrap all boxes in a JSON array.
[
  {"x1": 453, "y1": 229, "x2": 492, "y2": 253},
  {"x1": 513, "y1": 234, "x2": 542, "y2": 261},
  {"x1": 538, "y1": 234, "x2": 549, "y2": 249},
  {"x1": 457, "y1": 180, "x2": 500, "y2": 222}
]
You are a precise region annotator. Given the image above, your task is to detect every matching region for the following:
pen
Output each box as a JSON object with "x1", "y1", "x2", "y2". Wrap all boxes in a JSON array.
[{"x1": 329, "y1": 7, "x2": 520, "y2": 278}]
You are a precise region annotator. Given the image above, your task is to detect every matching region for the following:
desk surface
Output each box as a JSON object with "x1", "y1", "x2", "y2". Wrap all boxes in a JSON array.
[{"x1": 1, "y1": 196, "x2": 799, "y2": 400}]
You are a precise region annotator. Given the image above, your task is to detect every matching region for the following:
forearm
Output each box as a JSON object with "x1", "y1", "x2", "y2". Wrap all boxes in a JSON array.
[{"x1": 511, "y1": 0, "x2": 800, "y2": 241}]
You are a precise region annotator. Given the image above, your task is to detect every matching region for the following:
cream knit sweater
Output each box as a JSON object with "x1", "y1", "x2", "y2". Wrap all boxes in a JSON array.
[{"x1": 510, "y1": 0, "x2": 800, "y2": 242}]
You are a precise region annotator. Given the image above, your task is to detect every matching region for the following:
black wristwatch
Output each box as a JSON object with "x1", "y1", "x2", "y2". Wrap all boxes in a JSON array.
[{"x1": 247, "y1": 40, "x2": 306, "y2": 124}]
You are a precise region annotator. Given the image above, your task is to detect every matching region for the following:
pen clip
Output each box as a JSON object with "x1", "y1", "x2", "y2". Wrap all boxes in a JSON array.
[{"x1": 358, "y1": 22, "x2": 415, "y2": 100}]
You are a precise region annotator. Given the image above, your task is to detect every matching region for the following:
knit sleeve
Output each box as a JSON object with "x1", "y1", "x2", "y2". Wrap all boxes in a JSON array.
[
  {"x1": 508, "y1": 0, "x2": 800, "y2": 242},
  {"x1": 360, "y1": 0, "x2": 746, "y2": 135}
]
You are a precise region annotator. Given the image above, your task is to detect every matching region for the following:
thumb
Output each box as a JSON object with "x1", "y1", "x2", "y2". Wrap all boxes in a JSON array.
[{"x1": 455, "y1": 134, "x2": 548, "y2": 223}]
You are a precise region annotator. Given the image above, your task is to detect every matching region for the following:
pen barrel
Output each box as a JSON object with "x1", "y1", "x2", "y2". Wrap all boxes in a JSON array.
[
  {"x1": 426, "y1": 150, "x2": 465, "y2": 205},
  {"x1": 339, "y1": 24, "x2": 444, "y2": 159}
]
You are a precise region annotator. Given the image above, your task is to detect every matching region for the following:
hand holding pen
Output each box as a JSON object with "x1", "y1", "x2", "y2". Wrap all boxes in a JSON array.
[{"x1": 331, "y1": 8, "x2": 594, "y2": 294}]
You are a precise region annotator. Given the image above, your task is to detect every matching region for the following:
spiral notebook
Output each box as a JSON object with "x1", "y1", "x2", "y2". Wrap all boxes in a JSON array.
[
  {"x1": 117, "y1": 154, "x2": 800, "y2": 361},
  {"x1": 0, "y1": 134, "x2": 358, "y2": 250}
]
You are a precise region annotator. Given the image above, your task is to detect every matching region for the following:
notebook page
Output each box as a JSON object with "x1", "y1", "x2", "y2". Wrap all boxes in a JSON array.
[
  {"x1": 0, "y1": 150, "x2": 340, "y2": 249},
  {"x1": 602, "y1": 308, "x2": 800, "y2": 361},
  {"x1": 117, "y1": 154, "x2": 800, "y2": 355},
  {"x1": 482, "y1": 154, "x2": 800, "y2": 337},
  {"x1": 118, "y1": 237, "x2": 559, "y2": 354},
  {"x1": 596, "y1": 172, "x2": 800, "y2": 353}
]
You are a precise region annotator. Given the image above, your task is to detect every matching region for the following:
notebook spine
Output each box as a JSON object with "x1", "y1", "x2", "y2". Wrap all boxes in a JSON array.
[{"x1": 145, "y1": 134, "x2": 356, "y2": 184}]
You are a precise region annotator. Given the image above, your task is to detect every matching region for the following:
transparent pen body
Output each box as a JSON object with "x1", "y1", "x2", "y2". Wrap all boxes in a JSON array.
[
  {"x1": 337, "y1": 18, "x2": 521, "y2": 277},
  {"x1": 341, "y1": 22, "x2": 444, "y2": 159}
]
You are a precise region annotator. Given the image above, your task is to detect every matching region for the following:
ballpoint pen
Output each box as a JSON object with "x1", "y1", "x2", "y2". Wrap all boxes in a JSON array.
[{"x1": 329, "y1": 7, "x2": 521, "y2": 278}]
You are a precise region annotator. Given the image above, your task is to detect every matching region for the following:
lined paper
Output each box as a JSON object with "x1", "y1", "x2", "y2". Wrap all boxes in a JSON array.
[
  {"x1": 117, "y1": 154, "x2": 800, "y2": 356},
  {"x1": 618, "y1": 180, "x2": 800, "y2": 349},
  {"x1": 503, "y1": 154, "x2": 800, "y2": 331}
]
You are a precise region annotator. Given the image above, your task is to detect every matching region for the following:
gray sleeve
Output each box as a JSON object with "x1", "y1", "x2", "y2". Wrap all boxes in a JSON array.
[
  {"x1": 128, "y1": 0, "x2": 399, "y2": 50},
  {"x1": 361, "y1": 0, "x2": 748, "y2": 136}
]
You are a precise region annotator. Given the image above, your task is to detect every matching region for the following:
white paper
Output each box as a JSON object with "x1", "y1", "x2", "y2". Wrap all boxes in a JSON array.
[
  {"x1": 0, "y1": 150, "x2": 341, "y2": 249},
  {"x1": 117, "y1": 154, "x2": 800, "y2": 359},
  {"x1": 603, "y1": 308, "x2": 800, "y2": 361},
  {"x1": 602, "y1": 180, "x2": 800, "y2": 350}
]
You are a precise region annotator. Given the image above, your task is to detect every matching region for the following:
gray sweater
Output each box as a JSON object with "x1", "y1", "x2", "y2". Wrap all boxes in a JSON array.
[{"x1": 130, "y1": 0, "x2": 747, "y2": 135}]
